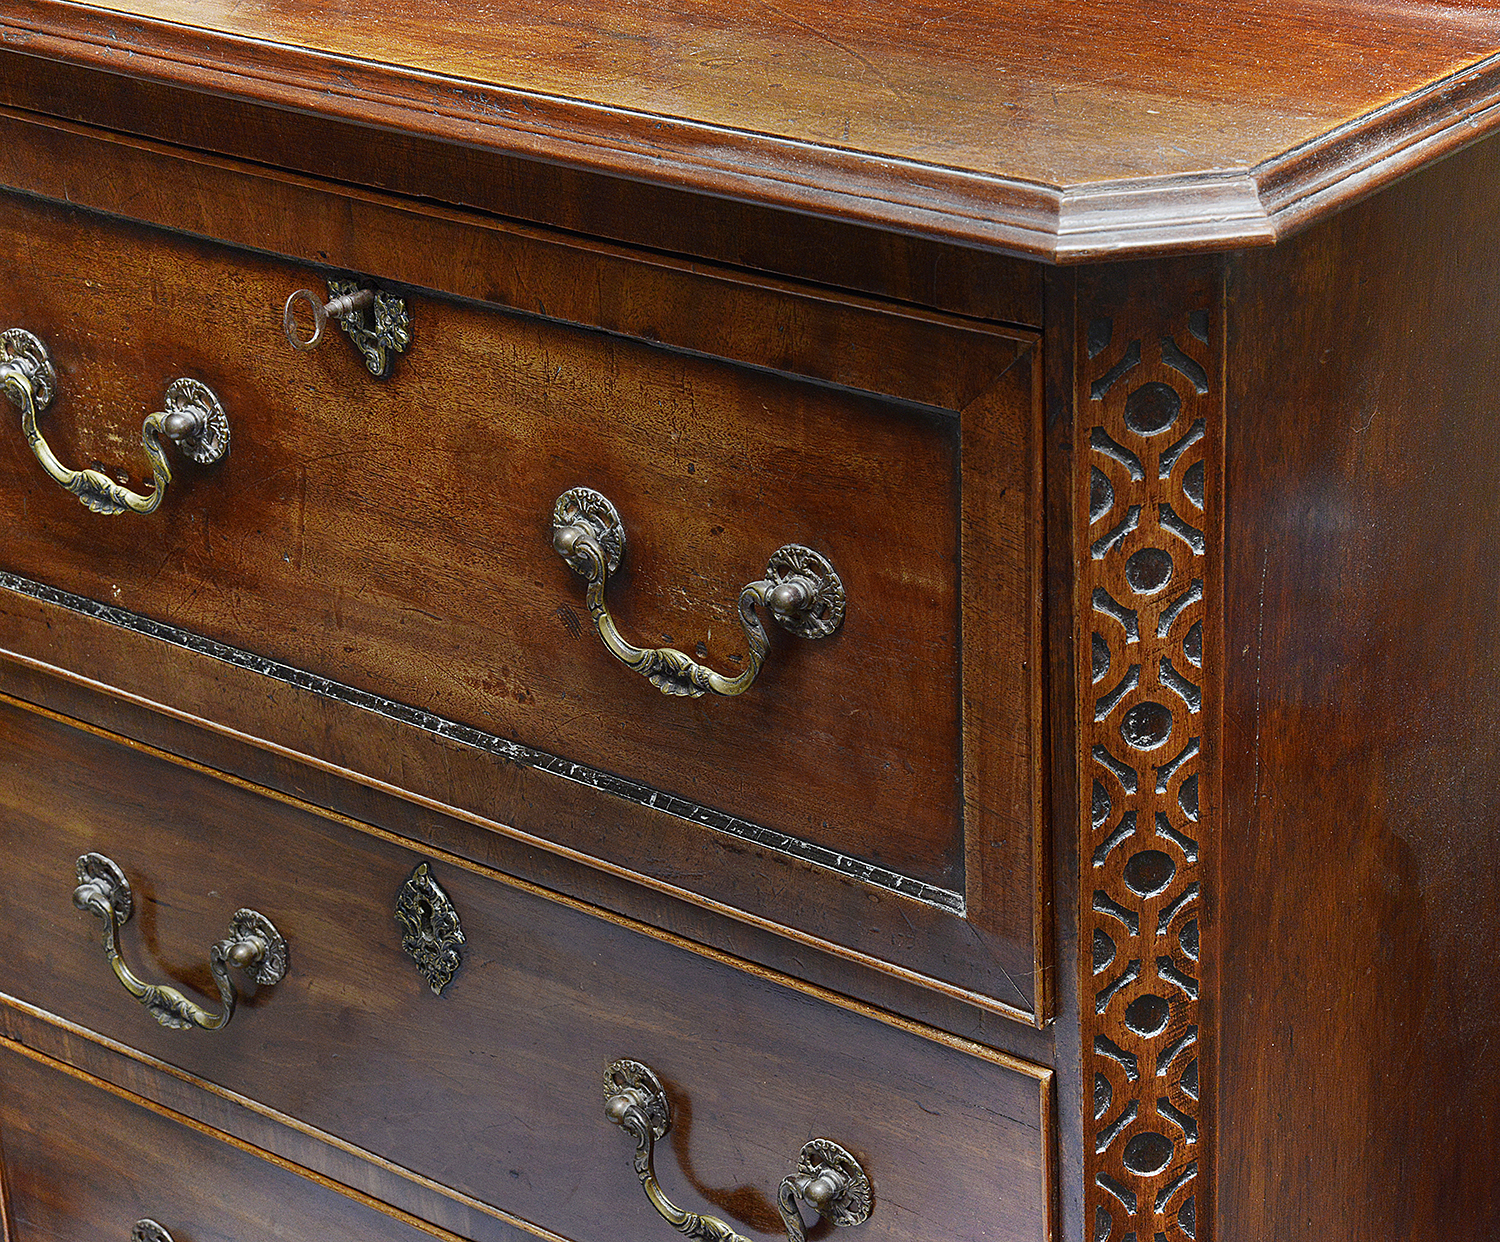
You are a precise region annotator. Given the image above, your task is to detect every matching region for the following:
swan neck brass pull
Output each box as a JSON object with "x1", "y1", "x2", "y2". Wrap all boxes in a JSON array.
[
  {"x1": 283, "y1": 279, "x2": 411, "y2": 378},
  {"x1": 72, "y1": 852, "x2": 288, "y2": 1031},
  {"x1": 603, "y1": 1059, "x2": 872, "y2": 1242},
  {"x1": 0, "y1": 329, "x2": 229, "y2": 516},
  {"x1": 553, "y1": 488, "x2": 845, "y2": 699}
]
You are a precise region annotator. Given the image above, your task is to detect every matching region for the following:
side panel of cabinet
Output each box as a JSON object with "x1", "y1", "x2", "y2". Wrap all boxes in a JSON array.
[{"x1": 1220, "y1": 131, "x2": 1500, "y2": 1240}]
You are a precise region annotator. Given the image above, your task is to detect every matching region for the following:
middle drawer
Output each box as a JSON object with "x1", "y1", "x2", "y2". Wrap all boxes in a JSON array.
[{"x1": 0, "y1": 695, "x2": 1052, "y2": 1242}]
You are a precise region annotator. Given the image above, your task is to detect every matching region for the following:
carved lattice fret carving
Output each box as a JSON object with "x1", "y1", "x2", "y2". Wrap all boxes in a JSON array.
[{"x1": 1078, "y1": 277, "x2": 1219, "y2": 1242}]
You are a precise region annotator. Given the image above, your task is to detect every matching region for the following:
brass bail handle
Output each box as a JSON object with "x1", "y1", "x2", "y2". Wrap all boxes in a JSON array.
[
  {"x1": 552, "y1": 487, "x2": 847, "y2": 699},
  {"x1": 603, "y1": 1058, "x2": 873, "y2": 1242},
  {"x1": 0, "y1": 328, "x2": 229, "y2": 516},
  {"x1": 72, "y1": 852, "x2": 289, "y2": 1032}
]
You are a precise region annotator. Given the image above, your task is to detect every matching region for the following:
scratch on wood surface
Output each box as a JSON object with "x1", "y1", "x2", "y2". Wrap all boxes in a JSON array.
[{"x1": 758, "y1": 2, "x2": 913, "y2": 110}]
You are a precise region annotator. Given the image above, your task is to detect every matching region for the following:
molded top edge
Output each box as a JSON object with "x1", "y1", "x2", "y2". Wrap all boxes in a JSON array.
[{"x1": 3, "y1": 0, "x2": 1499, "y2": 260}]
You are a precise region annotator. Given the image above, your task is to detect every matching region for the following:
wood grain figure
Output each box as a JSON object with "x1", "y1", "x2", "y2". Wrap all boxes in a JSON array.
[{"x1": 0, "y1": 5, "x2": 1496, "y2": 1242}]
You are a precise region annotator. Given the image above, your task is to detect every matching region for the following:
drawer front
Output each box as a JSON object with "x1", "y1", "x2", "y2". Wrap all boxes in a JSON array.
[
  {"x1": 0, "y1": 698, "x2": 1052, "y2": 1242},
  {"x1": 0, "y1": 170, "x2": 1043, "y2": 1019},
  {"x1": 0, "y1": 1040, "x2": 459, "y2": 1242}
]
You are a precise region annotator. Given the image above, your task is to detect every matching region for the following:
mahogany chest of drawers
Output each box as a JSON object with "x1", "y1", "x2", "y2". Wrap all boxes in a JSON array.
[{"x1": 0, "y1": 3, "x2": 1496, "y2": 1241}]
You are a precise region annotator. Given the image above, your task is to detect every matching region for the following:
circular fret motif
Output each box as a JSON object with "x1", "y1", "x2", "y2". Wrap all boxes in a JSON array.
[{"x1": 1081, "y1": 300, "x2": 1212, "y2": 1242}]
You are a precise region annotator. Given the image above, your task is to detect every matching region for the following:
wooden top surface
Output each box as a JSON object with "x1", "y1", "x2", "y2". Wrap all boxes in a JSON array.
[{"x1": 4, "y1": 0, "x2": 1500, "y2": 258}]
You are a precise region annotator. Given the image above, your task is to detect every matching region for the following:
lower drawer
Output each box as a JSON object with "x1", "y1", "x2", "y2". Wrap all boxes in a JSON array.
[
  {"x1": 0, "y1": 695, "x2": 1052, "y2": 1242},
  {"x1": 0, "y1": 1040, "x2": 453, "y2": 1242}
]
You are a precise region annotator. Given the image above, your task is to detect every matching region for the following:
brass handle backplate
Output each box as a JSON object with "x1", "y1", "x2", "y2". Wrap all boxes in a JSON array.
[
  {"x1": 133, "y1": 1222, "x2": 173, "y2": 1242},
  {"x1": 0, "y1": 328, "x2": 228, "y2": 515},
  {"x1": 552, "y1": 487, "x2": 846, "y2": 698},
  {"x1": 72, "y1": 852, "x2": 288, "y2": 1031},
  {"x1": 603, "y1": 1058, "x2": 872, "y2": 1242},
  {"x1": 283, "y1": 279, "x2": 411, "y2": 378}
]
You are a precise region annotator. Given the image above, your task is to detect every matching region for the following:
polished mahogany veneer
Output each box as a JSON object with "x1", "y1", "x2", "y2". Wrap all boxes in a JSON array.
[
  {"x1": 0, "y1": 698, "x2": 1052, "y2": 1242},
  {"x1": 0, "y1": 1039, "x2": 469, "y2": 1242},
  {"x1": 3, "y1": 0, "x2": 1500, "y2": 255},
  {"x1": 0, "y1": 3, "x2": 1498, "y2": 1242},
  {"x1": 0, "y1": 167, "x2": 1044, "y2": 1020}
]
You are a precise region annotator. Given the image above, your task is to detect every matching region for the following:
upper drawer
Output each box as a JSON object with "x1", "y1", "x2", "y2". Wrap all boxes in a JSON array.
[{"x1": 0, "y1": 158, "x2": 1042, "y2": 1019}]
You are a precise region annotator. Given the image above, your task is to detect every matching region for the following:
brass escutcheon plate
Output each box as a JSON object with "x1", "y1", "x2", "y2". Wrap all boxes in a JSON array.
[{"x1": 394, "y1": 862, "x2": 465, "y2": 996}]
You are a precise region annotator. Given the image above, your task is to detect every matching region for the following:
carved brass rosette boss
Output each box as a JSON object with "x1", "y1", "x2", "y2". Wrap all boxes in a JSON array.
[
  {"x1": 0, "y1": 328, "x2": 229, "y2": 516},
  {"x1": 283, "y1": 279, "x2": 411, "y2": 378},
  {"x1": 603, "y1": 1058, "x2": 872, "y2": 1242},
  {"x1": 552, "y1": 487, "x2": 845, "y2": 699},
  {"x1": 132, "y1": 1222, "x2": 173, "y2": 1242},
  {"x1": 72, "y1": 852, "x2": 288, "y2": 1032}
]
